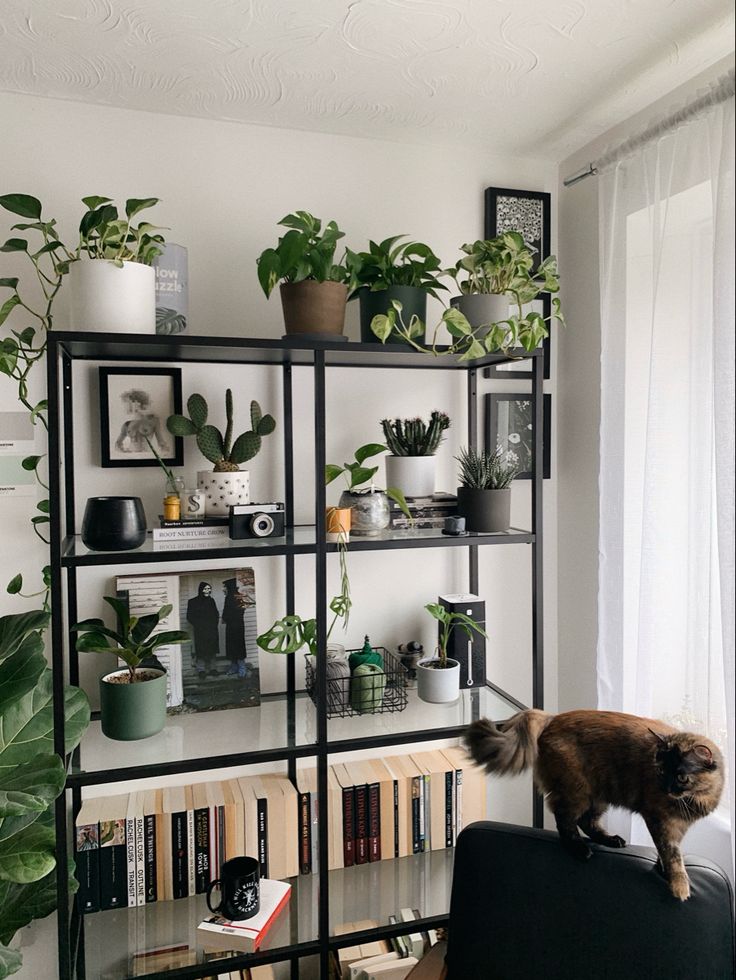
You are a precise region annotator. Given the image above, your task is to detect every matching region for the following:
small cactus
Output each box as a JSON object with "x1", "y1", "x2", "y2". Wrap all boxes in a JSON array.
[
  {"x1": 381, "y1": 411, "x2": 450, "y2": 456},
  {"x1": 167, "y1": 390, "x2": 275, "y2": 472}
]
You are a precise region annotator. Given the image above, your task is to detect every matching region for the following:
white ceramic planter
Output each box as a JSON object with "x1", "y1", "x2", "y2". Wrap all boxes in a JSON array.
[
  {"x1": 68, "y1": 259, "x2": 156, "y2": 333},
  {"x1": 198, "y1": 469, "x2": 250, "y2": 516},
  {"x1": 455, "y1": 293, "x2": 509, "y2": 330},
  {"x1": 385, "y1": 455, "x2": 436, "y2": 499},
  {"x1": 416, "y1": 657, "x2": 460, "y2": 703}
]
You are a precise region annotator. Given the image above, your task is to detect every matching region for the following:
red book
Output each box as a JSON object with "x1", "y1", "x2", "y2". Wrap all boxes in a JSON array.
[{"x1": 196, "y1": 878, "x2": 291, "y2": 953}]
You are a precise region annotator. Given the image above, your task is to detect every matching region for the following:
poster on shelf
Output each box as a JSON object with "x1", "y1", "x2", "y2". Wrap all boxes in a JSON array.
[{"x1": 116, "y1": 567, "x2": 260, "y2": 713}]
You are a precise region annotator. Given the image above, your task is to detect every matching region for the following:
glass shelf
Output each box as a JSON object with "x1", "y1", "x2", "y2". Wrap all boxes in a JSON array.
[
  {"x1": 62, "y1": 525, "x2": 533, "y2": 567},
  {"x1": 67, "y1": 685, "x2": 523, "y2": 787},
  {"x1": 80, "y1": 850, "x2": 453, "y2": 980}
]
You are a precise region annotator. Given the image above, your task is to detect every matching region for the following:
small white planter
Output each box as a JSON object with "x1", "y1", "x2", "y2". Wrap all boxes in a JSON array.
[
  {"x1": 385, "y1": 455, "x2": 436, "y2": 499},
  {"x1": 198, "y1": 469, "x2": 250, "y2": 516},
  {"x1": 416, "y1": 657, "x2": 460, "y2": 704},
  {"x1": 455, "y1": 293, "x2": 509, "y2": 330},
  {"x1": 69, "y1": 259, "x2": 156, "y2": 333}
]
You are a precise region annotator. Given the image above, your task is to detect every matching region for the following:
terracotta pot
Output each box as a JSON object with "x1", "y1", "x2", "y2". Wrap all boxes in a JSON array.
[
  {"x1": 326, "y1": 506, "x2": 351, "y2": 542},
  {"x1": 279, "y1": 281, "x2": 348, "y2": 336}
]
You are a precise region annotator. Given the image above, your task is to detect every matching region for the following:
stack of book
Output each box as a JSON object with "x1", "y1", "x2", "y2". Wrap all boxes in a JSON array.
[
  {"x1": 388, "y1": 493, "x2": 458, "y2": 530},
  {"x1": 197, "y1": 877, "x2": 291, "y2": 953},
  {"x1": 152, "y1": 515, "x2": 230, "y2": 543},
  {"x1": 74, "y1": 775, "x2": 298, "y2": 914},
  {"x1": 75, "y1": 748, "x2": 485, "y2": 913}
]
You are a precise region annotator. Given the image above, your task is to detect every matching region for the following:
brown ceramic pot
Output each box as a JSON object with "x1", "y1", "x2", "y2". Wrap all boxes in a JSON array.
[{"x1": 279, "y1": 281, "x2": 348, "y2": 336}]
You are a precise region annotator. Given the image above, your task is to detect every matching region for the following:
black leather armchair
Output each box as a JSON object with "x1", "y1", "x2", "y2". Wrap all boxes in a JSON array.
[{"x1": 445, "y1": 821, "x2": 735, "y2": 980}]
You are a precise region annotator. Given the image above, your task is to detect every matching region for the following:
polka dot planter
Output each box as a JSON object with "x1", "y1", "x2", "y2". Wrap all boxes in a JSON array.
[{"x1": 198, "y1": 469, "x2": 250, "y2": 517}]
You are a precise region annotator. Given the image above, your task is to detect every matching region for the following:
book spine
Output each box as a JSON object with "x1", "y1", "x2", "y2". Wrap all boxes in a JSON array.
[
  {"x1": 171, "y1": 811, "x2": 188, "y2": 900},
  {"x1": 194, "y1": 807, "x2": 210, "y2": 893},
  {"x1": 419, "y1": 775, "x2": 428, "y2": 852},
  {"x1": 135, "y1": 815, "x2": 145, "y2": 906},
  {"x1": 388, "y1": 914, "x2": 410, "y2": 958},
  {"x1": 393, "y1": 779, "x2": 400, "y2": 859},
  {"x1": 411, "y1": 778, "x2": 421, "y2": 855},
  {"x1": 187, "y1": 809, "x2": 196, "y2": 897},
  {"x1": 353, "y1": 785, "x2": 368, "y2": 865},
  {"x1": 256, "y1": 798, "x2": 268, "y2": 878},
  {"x1": 342, "y1": 788, "x2": 355, "y2": 868},
  {"x1": 455, "y1": 768, "x2": 463, "y2": 838},
  {"x1": 217, "y1": 806, "x2": 225, "y2": 876},
  {"x1": 445, "y1": 771, "x2": 454, "y2": 848},
  {"x1": 310, "y1": 789, "x2": 319, "y2": 875},
  {"x1": 125, "y1": 815, "x2": 136, "y2": 907},
  {"x1": 367, "y1": 782, "x2": 380, "y2": 862},
  {"x1": 152, "y1": 527, "x2": 229, "y2": 541},
  {"x1": 99, "y1": 820, "x2": 127, "y2": 910},
  {"x1": 74, "y1": 821, "x2": 100, "y2": 914},
  {"x1": 298, "y1": 791, "x2": 311, "y2": 875},
  {"x1": 144, "y1": 814, "x2": 157, "y2": 904}
]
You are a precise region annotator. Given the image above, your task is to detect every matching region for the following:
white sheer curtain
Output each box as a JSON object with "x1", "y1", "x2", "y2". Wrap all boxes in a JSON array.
[{"x1": 597, "y1": 73, "x2": 735, "y2": 876}]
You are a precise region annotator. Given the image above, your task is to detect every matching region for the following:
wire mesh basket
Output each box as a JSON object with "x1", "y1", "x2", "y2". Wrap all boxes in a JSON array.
[{"x1": 305, "y1": 646, "x2": 409, "y2": 718}]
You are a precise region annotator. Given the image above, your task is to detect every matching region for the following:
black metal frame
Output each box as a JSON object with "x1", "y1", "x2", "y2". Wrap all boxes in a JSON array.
[
  {"x1": 484, "y1": 391, "x2": 552, "y2": 480},
  {"x1": 46, "y1": 332, "x2": 545, "y2": 980}
]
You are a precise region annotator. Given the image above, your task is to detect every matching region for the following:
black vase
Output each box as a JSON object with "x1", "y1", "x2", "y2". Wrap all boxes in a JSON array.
[{"x1": 81, "y1": 496, "x2": 147, "y2": 551}]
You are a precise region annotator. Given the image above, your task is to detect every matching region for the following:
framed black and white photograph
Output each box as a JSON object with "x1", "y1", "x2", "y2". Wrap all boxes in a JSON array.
[
  {"x1": 484, "y1": 186, "x2": 552, "y2": 380},
  {"x1": 99, "y1": 366, "x2": 183, "y2": 468},
  {"x1": 484, "y1": 392, "x2": 551, "y2": 480},
  {"x1": 116, "y1": 567, "x2": 261, "y2": 714}
]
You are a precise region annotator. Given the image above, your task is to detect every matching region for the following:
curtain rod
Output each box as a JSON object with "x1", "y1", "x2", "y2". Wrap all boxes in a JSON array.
[{"x1": 563, "y1": 67, "x2": 735, "y2": 188}]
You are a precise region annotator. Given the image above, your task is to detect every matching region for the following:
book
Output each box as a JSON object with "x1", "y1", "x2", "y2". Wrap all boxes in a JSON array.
[
  {"x1": 332, "y1": 763, "x2": 355, "y2": 868},
  {"x1": 387, "y1": 914, "x2": 410, "y2": 958},
  {"x1": 162, "y1": 786, "x2": 189, "y2": 900},
  {"x1": 327, "y1": 765, "x2": 345, "y2": 871},
  {"x1": 125, "y1": 793, "x2": 137, "y2": 908},
  {"x1": 296, "y1": 768, "x2": 316, "y2": 875},
  {"x1": 152, "y1": 525, "x2": 230, "y2": 541},
  {"x1": 205, "y1": 781, "x2": 226, "y2": 878},
  {"x1": 261, "y1": 774, "x2": 299, "y2": 879},
  {"x1": 185, "y1": 786, "x2": 196, "y2": 897},
  {"x1": 398, "y1": 908, "x2": 424, "y2": 958},
  {"x1": 74, "y1": 799, "x2": 101, "y2": 914},
  {"x1": 142, "y1": 789, "x2": 161, "y2": 904},
  {"x1": 98, "y1": 794, "x2": 128, "y2": 911},
  {"x1": 236, "y1": 776, "x2": 262, "y2": 876},
  {"x1": 382, "y1": 757, "x2": 410, "y2": 859},
  {"x1": 349, "y1": 952, "x2": 400, "y2": 980},
  {"x1": 390, "y1": 756, "x2": 425, "y2": 854},
  {"x1": 159, "y1": 515, "x2": 228, "y2": 528},
  {"x1": 441, "y1": 746, "x2": 486, "y2": 825},
  {"x1": 191, "y1": 782, "x2": 212, "y2": 893},
  {"x1": 343, "y1": 761, "x2": 369, "y2": 865},
  {"x1": 130, "y1": 944, "x2": 196, "y2": 975},
  {"x1": 411, "y1": 750, "x2": 453, "y2": 852},
  {"x1": 197, "y1": 878, "x2": 291, "y2": 953},
  {"x1": 222, "y1": 779, "x2": 245, "y2": 862},
  {"x1": 364, "y1": 958, "x2": 418, "y2": 979},
  {"x1": 367, "y1": 759, "x2": 395, "y2": 860}
]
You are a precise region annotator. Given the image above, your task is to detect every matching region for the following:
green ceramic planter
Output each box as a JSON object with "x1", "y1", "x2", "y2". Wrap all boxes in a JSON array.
[
  {"x1": 358, "y1": 285, "x2": 428, "y2": 344},
  {"x1": 99, "y1": 668, "x2": 167, "y2": 741}
]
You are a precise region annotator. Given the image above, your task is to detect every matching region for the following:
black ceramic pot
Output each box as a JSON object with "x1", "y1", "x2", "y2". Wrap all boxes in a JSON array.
[
  {"x1": 457, "y1": 487, "x2": 511, "y2": 533},
  {"x1": 358, "y1": 285, "x2": 427, "y2": 344},
  {"x1": 82, "y1": 496, "x2": 147, "y2": 551}
]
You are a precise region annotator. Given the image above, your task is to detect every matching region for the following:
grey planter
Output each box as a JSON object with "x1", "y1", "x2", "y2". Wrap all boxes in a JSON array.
[
  {"x1": 452, "y1": 293, "x2": 509, "y2": 330},
  {"x1": 99, "y1": 668, "x2": 167, "y2": 741},
  {"x1": 457, "y1": 487, "x2": 511, "y2": 533}
]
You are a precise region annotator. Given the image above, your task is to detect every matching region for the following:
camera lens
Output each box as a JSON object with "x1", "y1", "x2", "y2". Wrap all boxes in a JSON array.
[{"x1": 250, "y1": 513, "x2": 274, "y2": 537}]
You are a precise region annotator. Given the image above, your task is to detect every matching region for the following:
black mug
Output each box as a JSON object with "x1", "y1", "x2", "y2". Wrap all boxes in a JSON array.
[{"x1": 206, "y1": 856, "x2": 260, "y2": 921}]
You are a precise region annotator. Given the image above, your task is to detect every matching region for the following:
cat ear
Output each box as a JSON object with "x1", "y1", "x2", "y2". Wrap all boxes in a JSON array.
[
  {"x1": 648, "y1": 728, "x2": 669, "y2": 744},
  {"x1": 692, "y1": 744, "x2": 714, "y2": 766}
]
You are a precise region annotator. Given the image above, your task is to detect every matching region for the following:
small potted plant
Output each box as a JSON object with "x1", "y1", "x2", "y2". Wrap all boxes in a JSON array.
[
  {"x1": 72, "y1": 597, "x2": 189, "y2": 741},
  {"x1": 381, "y1": 411, "x2": 451, "y2": 499},
  {"x1": 345, "y1": 235, "x2": 447, "y2": 343},
  {"x1": 455, "y1": 446, "x2": 518, "y2": 532},
  {"x1": 417, "y1": 602, "x2": 488, "y2": 703},
  {"x1": 257, "y1": 211, "x2": 350, "y2": 337},
  {"x1": 167, "y1": 390, "x2": 276, "y2": 516},
  {"x1": 326, "y1": 443, "x2": 411, "y2": 535}
]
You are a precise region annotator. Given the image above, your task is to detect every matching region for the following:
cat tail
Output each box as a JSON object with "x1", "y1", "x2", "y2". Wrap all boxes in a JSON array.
[{"x1": 464, "y1": 710, "x2": 552, "y2": 776}]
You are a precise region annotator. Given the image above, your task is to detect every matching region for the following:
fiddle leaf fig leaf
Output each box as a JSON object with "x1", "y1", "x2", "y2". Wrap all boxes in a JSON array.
[
  {"x1": 0, "y1": 863, "x2": 76, "y2": 950},
  {"x1": 0, "y1": 613, "x2": 49, "y2": 663},
  {"x1": 0, "y1": 823, "x2": 56, "y2": 883},
  {"x1": 0, "y1": 757, "x2": 63, "y2": 820}
]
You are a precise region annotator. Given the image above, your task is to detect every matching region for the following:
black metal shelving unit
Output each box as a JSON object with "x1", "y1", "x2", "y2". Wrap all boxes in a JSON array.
[{"x1": 47, "y1": 332, "x2": 544, "y2": 980}]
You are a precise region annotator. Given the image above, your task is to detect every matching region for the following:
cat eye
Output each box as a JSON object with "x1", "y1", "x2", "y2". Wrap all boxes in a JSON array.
[{"x1": 676, "y1": 773, "x2": 689, "y2": 784}]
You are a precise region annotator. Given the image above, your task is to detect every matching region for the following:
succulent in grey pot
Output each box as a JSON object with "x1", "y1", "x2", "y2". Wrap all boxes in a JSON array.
[{"x1": 455, "y1": 446, "x2": 518, "y2": 533}]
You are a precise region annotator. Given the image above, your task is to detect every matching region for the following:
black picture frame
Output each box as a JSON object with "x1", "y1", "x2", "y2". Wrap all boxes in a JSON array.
[
  {"x1": 484, "y1": 392, "x2": 551, "y2": 480},
  {"x1": 484, "y1": 186, "x2": 552, "y2": 380},
  {"x1": 99, "y1": 366, "x2": 183, "y2": 468}
]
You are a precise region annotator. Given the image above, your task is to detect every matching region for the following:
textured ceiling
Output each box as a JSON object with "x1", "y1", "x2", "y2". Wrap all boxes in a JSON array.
[{"x1": 0, "y1": 0, "x2": 733, "y2": 159}]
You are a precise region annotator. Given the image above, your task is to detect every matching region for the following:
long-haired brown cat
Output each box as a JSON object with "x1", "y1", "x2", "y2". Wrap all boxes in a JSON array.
[{"x1": 464, "y1": 709, "x2": 724, "y2": 900}]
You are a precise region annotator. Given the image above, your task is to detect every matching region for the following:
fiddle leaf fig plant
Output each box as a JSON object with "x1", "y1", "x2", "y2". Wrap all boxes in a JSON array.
[
  {"x1": 71, "y1": 598, "x2": 189, "y2": 682},
  {"x1": 0, "y1": 610, "x2": 90, "y2": 976},
  {"x1": 167, "y1": 390, "x2": 276, "y2": 473}
]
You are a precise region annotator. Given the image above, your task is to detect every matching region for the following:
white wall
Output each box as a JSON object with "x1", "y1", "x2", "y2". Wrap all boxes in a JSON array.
[
  {"x1": 556, "y1": 53, "x2": 735, "y2": 712},
  {"x1": 0, "y1": 91, "x2": 556, "y2": 975}
]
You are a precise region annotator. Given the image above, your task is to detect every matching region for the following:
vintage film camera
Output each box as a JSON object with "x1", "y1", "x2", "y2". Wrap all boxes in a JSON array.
[{"x1": 229, "y1": 502, "x2": 286, "y2": 539}]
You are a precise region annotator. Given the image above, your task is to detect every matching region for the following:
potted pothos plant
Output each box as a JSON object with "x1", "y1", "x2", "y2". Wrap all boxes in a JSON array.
[
  {"x1": 326, "y1": 443, "x2": 412, "y2": 536},
  {"x1": 381, "y1": 411, "x2": 451, "y2": 499},
  {"x1": 345, "y1": 235, "x2": 447, "y2": 343},
  {"x1": 72, "y1": 597, "x2": 189, "y2": 741},
  {"x1": 417, "y1": 602, "x2": 488, "y2": 703},
  {"x1": 257, "y1": 211, "x2": 351, "y2": 337},
  {"x1": 455, "y1": 446, "x2": 518, "y2": 532},
  {"x1": 167, "y1": 390, "x2": 276, "y2": 516}
]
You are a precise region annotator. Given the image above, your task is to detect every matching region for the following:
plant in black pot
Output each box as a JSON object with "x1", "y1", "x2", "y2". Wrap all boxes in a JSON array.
[
  {"x1": 325, "y1": 443, "x2": 411, "y2": 536},
  {"x1": 455, "y1": 446, "x2": 518, "y2": 533},
  {"x1": 381, "y1": 410, "x2": 451, "y2": 499},
  {"x1": 72, "y1": 598, "x2": 189, "y2": 741},
  {"x1": 257, "y1": 211, "x2": 351, "y2": 337},
  {"x1": 345, "y1": 235, "x2": 447, "y2": 343},
  {"x1": 417, "y1": 602, "x2": 488, "y2": 703}
]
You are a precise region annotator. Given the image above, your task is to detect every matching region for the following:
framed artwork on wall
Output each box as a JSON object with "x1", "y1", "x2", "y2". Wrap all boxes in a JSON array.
[
  {"x1": 484, "y1": 392, "x2": 551, "y2": 480},
  {"x1": 484, "y1": 186, "x2": 552, "y2": 380},
  {"x1": 99, "y1": 366, "x2": 183, "y2": 468}
]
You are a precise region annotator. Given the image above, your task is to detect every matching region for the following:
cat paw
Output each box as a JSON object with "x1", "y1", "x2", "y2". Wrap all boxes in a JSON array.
[
  {"x1": 602, "y1": 834, "x2": 627, "y2": 848},
  {"x1": 562, "y1": 837, "x2": 593, "y2": 861},
  {"x1": 669, "y1": 875, "x2": 691, "y2": 901}
]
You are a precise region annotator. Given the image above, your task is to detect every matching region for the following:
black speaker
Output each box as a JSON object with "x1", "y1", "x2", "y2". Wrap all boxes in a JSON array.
[{"x1": 438, "y1": 593, "x2": 486, "y2": 690}]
